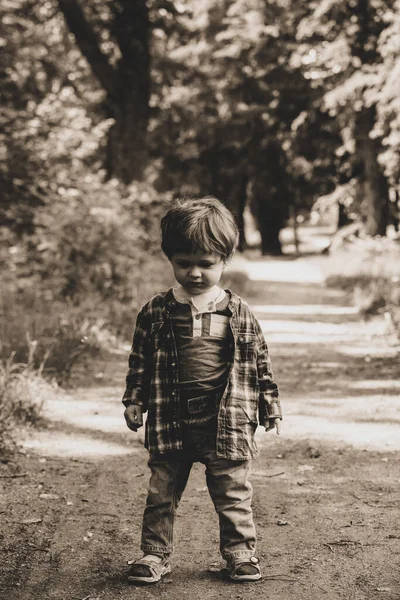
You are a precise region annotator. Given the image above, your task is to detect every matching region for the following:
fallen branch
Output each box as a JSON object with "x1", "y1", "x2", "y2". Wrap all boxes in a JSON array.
[
  {"x1": 80, "y1": 512, "x2": 120, "y2": 519},
  {"x1": 263, "y1": 574, "x2": 302, "y2": 583},
  {"x1": 324, "y1": 539, "x2": 362, "y2": 552},
  {"x1": 0, "y1": 472, "x2": 28, "y2": 479},
  {"x1": 326, "y1": 539, "x2": 362, "y2": 545},
  {"x1": 253, "y1": 471, "x2": 285, "y2": 478}
]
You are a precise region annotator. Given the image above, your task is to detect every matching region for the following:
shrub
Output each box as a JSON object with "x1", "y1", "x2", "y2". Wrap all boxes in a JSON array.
[
  {"x1": 324, "y1": 236, "x2": 400, "y2": 338},
  {"x1": 0, "y1": 287, "x2": 104, "y2": 385},
  {"x1": 0, "y1": 355, "x2": 52, "y2": 454}
]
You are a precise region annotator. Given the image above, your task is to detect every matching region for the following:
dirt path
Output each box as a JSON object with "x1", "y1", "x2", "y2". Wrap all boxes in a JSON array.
[{"x1": 1, "y1": 253, "x2": 400, "y2": 600}]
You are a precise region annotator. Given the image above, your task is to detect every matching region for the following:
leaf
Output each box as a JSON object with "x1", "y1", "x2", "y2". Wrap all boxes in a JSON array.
[
  {"x1": 39, "y1": 493, "x2": 60, "y2": 500},
  {"x1": 297, "y1": 464, "x2": 314, "y2": 472},
  {"x1": 20, "y1": 518, "x2": 42, "y2": 524}
]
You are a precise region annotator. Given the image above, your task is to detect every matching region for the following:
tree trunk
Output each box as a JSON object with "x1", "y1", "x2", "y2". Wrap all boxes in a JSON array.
[
  {"x1": 218, "y1": 178, "x2": 248, "y2": 252},
  {"x1": 255, "y1": 193, "x2": 285, "y2": 255},
  {"x1": 390, "y1": 190, "x2": 399, "y2": 231},
  {"x1": 106, "y1": 57, "x2": 150, "y2": 183},
  {"x1": 105, "y1": 101, "x2": 149, "y2": 183},
  {"x1": 351, "y1": 2, "x2": 389, "y2": 235},
  {"x1": 337, "y1": 201, "x2": 349, "y2": 229},
  {"x1": 355, "y1": 107, "x2": 389, "y2": 236},
  {"x1": 58, "y1": 0, "x2": 150, "y2": 183},
  {"x1": 206, "y1": 148, "x2": 248, "y2": 251},
  {"x1": 250, "y1": 141, "x2": 289, "y2": 255},
  {"x1": 106, "y1": 0, "x2": 150, "y2": 182}
]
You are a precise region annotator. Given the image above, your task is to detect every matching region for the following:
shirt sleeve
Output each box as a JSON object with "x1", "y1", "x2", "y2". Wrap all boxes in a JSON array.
[
  {"x1": 122, "y1": 306, "x2": 152, "y2": 412},
  {"x1": 251, "y1": 312, "x2": 282, "y2": 421}
]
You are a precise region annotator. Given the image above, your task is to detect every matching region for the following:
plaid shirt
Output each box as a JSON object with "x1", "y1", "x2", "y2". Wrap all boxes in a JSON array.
[{"x1": 123, "y1": 288, "x2": 281, "y2": 460}]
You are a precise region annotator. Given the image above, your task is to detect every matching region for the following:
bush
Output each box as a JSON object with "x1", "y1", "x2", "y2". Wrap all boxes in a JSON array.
[
  {"x1": 0, "y1": 287, "x2": 105, "y2": 385},
  {"x1": 0, "y1": 355, "x2": 52, "y2": 454},
  {"x1": 1, "y1": 176, "x2": 175, "y2": 350},
  {"x1": 324, "y1": 236, "x2": 400, "y2": 338},
  {"x1": 0, "y1": 250, "x2": 174, "y2": 382}
]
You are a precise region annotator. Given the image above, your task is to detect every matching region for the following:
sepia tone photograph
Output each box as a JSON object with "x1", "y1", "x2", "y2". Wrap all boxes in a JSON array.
[{"x1": 1, "y1": 1, "x2": 399, "y2": 598}]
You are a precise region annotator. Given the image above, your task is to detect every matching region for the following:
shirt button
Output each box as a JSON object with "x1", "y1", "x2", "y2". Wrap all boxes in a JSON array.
[
  {"x1": 171, "y1": 362, "x2": 176, "y2": 367},
  {"x1": 166, "y1": 333, "x2": 171, "y2": 339},
  {"x1": 195, "y1": 314, "x2": 201, "y2": 320},
  {"x1": 239, "y1": 335, "x2": 244, "y2": 342}
]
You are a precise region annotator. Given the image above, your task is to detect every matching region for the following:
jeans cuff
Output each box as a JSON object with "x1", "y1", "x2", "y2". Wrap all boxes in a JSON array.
[{"x1": 141, "y1": 544, "x2": 171, "y2": 557}]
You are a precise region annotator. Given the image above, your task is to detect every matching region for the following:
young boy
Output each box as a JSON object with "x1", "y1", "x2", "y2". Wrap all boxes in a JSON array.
[{"x1": 123, "y1": 196, "x2": 281, "y2": 584}]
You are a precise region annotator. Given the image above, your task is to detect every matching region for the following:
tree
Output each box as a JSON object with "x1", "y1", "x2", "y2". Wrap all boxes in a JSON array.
[
  {"x1": 149, "y1": 0, "x2": 313, "y2": 254},
  {"x1": 296, "y1": 0, "x2": 396, "y2": 236},
  {"x1": 57, "y1": 0, "x2": 150, "y2": 182},
  {"x1": 0, "y1": 0, "x2": 49, "y2": 235},
  {"x1": 374, "y1": 0, "x2": 400, "y2": 227}
]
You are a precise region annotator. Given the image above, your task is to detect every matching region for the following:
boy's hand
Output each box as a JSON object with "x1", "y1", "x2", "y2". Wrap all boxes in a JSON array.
[
  {"x1": 124, "y1": 404, "x2": 143, "y2": 432},
  {"x1": 264, "y1": 417, "x2": 281, "y2": 435}
]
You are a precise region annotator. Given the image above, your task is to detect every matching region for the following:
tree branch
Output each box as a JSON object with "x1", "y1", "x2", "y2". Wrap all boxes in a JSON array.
[{"x1": 57, "y1": 0, "x2": 119, "y2": 101}]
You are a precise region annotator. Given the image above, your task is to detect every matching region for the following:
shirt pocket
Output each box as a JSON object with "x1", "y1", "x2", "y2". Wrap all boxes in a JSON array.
[
  {"x1": 209, "y1": 314, "x2": 230, "y2": 338},
  {"x1": 236, "y1": 332, "x2": 256, "y2": 362},
  {"x1": 150, "y1": 321, "x2": 165, "y2": 351}
]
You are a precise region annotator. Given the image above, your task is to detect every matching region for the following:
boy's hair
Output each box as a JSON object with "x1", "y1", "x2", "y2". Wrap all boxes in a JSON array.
[{"x1": 161, "y1": 196, "x2": 239, "y2": 261}]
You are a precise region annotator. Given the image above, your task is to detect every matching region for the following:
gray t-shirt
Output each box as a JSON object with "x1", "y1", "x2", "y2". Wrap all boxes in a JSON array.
[{"x1": 172, "y1": 293, "x2": 232, "y2": 401}]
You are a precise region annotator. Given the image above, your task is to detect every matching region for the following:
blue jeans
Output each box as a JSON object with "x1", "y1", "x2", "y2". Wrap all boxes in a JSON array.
[{"x1": 140, "y1": 416, "x2": 256, "y2": 560}]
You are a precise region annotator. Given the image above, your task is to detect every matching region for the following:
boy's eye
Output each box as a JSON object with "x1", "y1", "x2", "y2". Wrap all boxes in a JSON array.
[{"x1": 175, "y1": 259, "x2": 217, "y2": 269}]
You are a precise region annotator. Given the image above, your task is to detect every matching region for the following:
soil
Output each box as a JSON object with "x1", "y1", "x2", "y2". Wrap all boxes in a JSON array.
[{"x1": 1, "y1": 245, "x2": 400, "y2": 600}]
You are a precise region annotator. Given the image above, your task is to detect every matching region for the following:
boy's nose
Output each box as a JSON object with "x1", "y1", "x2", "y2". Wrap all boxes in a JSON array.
[{"x1": 189, "y1": 266, "x2": 201, "y2": 278}]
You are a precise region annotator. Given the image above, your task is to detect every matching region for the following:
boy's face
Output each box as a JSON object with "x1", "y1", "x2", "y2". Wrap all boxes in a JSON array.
[{"x1": 170, "y1": 250, "x2": 225, "y2": 296}]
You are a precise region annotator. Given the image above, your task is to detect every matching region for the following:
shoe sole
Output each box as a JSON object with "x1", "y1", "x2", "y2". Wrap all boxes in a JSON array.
[
  {"x1": 127, "y1": 564, "x2": 171, "y2": 584},
  {"x1": 229, "y1": 572, "x2": 262, "y2": 582}
]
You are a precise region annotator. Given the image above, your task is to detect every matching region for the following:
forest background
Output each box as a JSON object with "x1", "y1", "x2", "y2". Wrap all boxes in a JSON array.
[{"x1": 1, "y1": 0, "x2": 400, "y2": 451}]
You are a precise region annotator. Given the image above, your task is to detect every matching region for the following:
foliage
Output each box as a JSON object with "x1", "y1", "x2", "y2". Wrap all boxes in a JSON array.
[
  {"x1": 0, "y1": 286, "x2": 99, "y2": 384},
  {"x1": 2, "y1": 0, "x2": 400, "y2": 392},
  {"x1": 3, "y1": 0, "x2": 400, "y2": 246},
  {"x1": 1, "y1": 176, "x2": 174, "y2": 375},
  {"x1": 0, "y1": 354, "x2": 51, "y2": 454},
  {"x1": 375, "y1": 1, "x2": 400, "y2": 187},
  {"x1": 294, "y1": 0, "x2": 399, "y2": 232},
  {"x1": 324, "y1": 235, "x2": 400, "y2": 336},
  {"x1": 148, "y1": 0, "x2": 317, "y2": 252}
]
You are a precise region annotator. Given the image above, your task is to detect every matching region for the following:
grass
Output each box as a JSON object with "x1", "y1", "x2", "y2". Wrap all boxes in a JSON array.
[
  {"x1": 324, "y1": 236, "x2": 400, "y2": 336},
  {"x1": 0, "y1": 252, "x2": 174, "y2": 453},
  {"x1": 0, "y1": 288, "x2": 105, "y2": 385},
  {"x1": 0, "y1": 354, "x2": 55, "y2": 454}
]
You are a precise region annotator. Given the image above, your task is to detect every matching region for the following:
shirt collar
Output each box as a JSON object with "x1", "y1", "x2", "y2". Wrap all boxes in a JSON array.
[{"x1": 173, "y1": 286, "x2": 226, "y2": 313}]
